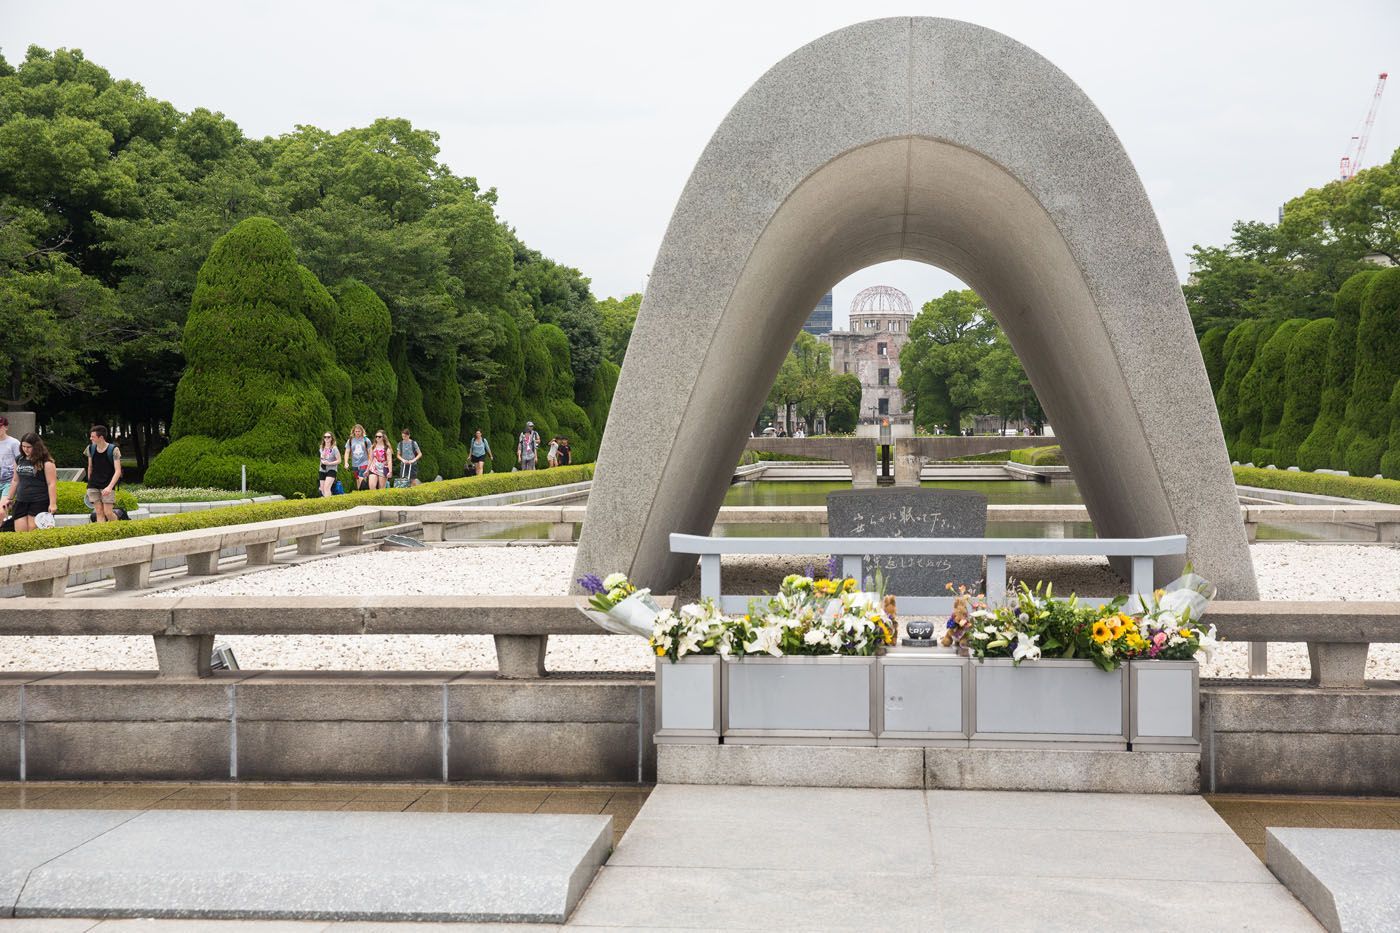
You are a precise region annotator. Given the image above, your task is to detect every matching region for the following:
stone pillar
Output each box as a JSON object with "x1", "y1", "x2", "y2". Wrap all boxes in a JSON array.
[
  {"x1": 22, "y1": 577, "x2": 66, "y2": 598},
  {"x1": 1307, "y1": 643, "x2": 1369, "y2": 688},
  {"x1": 185, "y1": 551, "x2": 220, "y2": 575},
  {"x1": 1376, "y1": 522, "x2": 1400, "y2": 543},
  {"x1": 112, "y1": 561, "x2": 151, "y2": 591},
  {"x1": 421, "y1": 523, "x2": 445, "y2": 543},
  {"x1": 153, "y1": 634, "x2": 215, "y2": 678},
  {"x1": 338, "y1": 525, "x2": 365, "y2": 547},
  {"x1": 549, "y1": 522, "x2": 574, "y2": 543},
  {"x1": 847, "y1": 456, "x2": 878, "y2": 489},
  {"x1": 244, "y1": 542, "x2": 276, "y2": 565},
  {"x1": 296, "y1": 533, "x2": 322, "y2": 556},
  {"x1": 494, "y1": 634, "x2": 548, "y2": 679}
]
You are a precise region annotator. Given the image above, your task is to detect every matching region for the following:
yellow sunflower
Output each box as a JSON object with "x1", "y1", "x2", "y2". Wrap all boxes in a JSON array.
[{"x1": 1091, "y1": 620, "x2": 1112, "y2": 643}]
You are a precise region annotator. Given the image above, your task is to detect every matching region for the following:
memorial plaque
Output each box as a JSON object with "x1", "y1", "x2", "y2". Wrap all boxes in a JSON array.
[{"x1": 826, "y1": 488, "x2": 987, "y2": 595}]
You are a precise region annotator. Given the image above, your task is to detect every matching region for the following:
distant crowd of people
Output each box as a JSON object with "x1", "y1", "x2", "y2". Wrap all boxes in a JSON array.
[{"x1": 313, "y1": 420, "x2": 573, "y2": 497}]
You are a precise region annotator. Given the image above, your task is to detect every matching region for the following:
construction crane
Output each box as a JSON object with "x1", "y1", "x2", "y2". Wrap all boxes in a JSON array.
[{"x1": 1339, "y1": 72, "x2": 1388, "y2": 180}]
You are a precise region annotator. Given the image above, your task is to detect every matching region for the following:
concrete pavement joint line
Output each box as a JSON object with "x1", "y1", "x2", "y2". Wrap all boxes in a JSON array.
[
  {"x1": 440, "y1": 683, "x2": 449, "y2": 783},
  {"x1": 227, "y1": 683, "x2": 237, "y2": 781},
  {"x1": 16, "y1": 684, "x2": 24, "y2": 783}
]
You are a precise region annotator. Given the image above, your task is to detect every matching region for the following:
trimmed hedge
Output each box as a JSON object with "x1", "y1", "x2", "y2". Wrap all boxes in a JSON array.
[
  {"x1": 1340, "y1": 267, "x2": 1400, "y2": 477},
  {"x1": 147, "y1": 218, "x2": 343, "y2": 492},
  {"x1": 1273, "y1": 317, "x2": 1333, "y2": 469},
  {"x1": 1216, "y1": 320, "x2": 1272, "y2": 460},
  {"x1": 1232, "y1": 465, "x2": 1400, "y2": 506},
  {"x1": 1009, "y1": 445, "x2": 1066, "y2": 466},
  {"x1": 332, "y1": 279, "x2": 398, "y2": 436},
  {"x1": 1199, "y1": 325, "x2": 1230, "y2": 394},
  {"x1": 1245, "y1": 318, "x2": 1305, "y2": 465},
  {"x1": 1298, "y1": 269, "x2": 1377, "y2": 470},
  {"x1": 53, "y1": 482, "x2": 140, "y2": 515},
  {"x1": 0, "y1": 464, "x2": 594, "y2": 556}
]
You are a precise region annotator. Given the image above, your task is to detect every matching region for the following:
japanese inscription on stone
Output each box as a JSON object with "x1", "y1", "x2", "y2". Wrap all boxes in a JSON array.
[{"x1": 826, "y1": 488, "x2": 988, "y2": 595}]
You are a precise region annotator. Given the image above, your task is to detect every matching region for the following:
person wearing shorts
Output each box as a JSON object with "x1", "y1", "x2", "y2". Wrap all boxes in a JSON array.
[
  {"x1": 396, "y1": 429, "x2": 422, "y2": 486},
  {"x1": 84, "y1": 424, "x2": 122, "y2": 521},
  {"x1": 468, "y1": 430, "x2": 492, "y2": 475},
  {"x1": 0, "y1": 433, "x2": 58, "y2": 532},
  {"x1": 318, "y1": 432, "x2": 341, "y2": 497},
  {"x1": 344, "y1": 424, "x2": 371, "y2": 490},
  {"x1": 367, "y1": 430, "x2": 392, "y2": 490}
]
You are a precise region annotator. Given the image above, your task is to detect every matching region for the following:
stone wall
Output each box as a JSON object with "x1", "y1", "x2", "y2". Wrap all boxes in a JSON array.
[
  {"x1": 0, "y1": 672, "x2": 655, "y2": 784},
  {"x1": 2, "y1": 672, "x2": 1392, "y2": 794}
]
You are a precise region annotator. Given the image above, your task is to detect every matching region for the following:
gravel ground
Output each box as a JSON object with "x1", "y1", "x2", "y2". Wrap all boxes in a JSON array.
[{"x1": 4, "y1": 543, "x2": 1399, "y2": 679}]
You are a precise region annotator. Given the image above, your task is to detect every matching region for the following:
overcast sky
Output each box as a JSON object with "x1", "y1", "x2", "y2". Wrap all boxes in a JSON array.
[{"x1": 8, "y1": 1, "x2": 1398, "y2": 328}]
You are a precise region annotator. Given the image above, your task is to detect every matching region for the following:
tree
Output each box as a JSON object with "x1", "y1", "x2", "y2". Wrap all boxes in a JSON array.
[
  {"x1": 825, "y1": 373, "x2": 863, "y2": 434},
  {"x1": 899, "y1": 289, "x2": 997, "y2": 432},
  {"x1": 974, "y1": 331, "x2": 1044, "y2": 433},
  {"x1": 1199, "y1": 325, "x2": 1230, "y2": 394},
  {"x1": 144, "y1": 217, "x2": 342, "y2": 495},
  {"x1": 1298, "y1": 269, "x2": 1379, "y2": 470},
  {"x1": 1242, "y1": 318, "x2": 1305, "y2": 465},
  {"x1": 332, "y1": 279, "x2": 398, "y2": 434},
  {"x1": 766, "y1": 332, "x2": 837, "y2": 433},
  {"x1": 1273, "y1": 317, "x2": 1333, "y2": 468},
  {"x1": 598, "y1": 293, "x2": 641, "y2": 365},
  {"x1": 1215, "y1": 320, "x2": 1273, "y2": 459},
  {"x1": 1340, "y1": 267, "x2": 1400, "y2": 477}
]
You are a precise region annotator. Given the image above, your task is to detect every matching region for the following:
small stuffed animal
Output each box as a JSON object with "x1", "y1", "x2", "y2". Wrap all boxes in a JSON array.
[{"x1": 940, "y1": 592, "x2": 972, "y2": 650}]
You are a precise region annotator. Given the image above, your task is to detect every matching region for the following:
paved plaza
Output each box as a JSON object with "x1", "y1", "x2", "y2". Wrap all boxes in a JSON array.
[{"x1": 4, "y1": 782, "x2": 1373, "y2": 930}]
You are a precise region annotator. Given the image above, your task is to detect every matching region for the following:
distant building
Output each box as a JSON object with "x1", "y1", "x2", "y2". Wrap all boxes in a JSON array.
[
  {"x1": 802, "y1": 291, "x2": 834, "y2": 335},
  {"x1": 822, "y1": 286, "x2": 915, "y2": 428}
]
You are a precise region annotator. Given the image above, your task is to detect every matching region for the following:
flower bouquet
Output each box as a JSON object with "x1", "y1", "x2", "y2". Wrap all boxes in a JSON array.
[
  {"x1": 966, "y1": 573, "x2": 1219, "y2": 672},
  {"x1": 576, "y1": 572, "x2": 664, "y2": 638}
]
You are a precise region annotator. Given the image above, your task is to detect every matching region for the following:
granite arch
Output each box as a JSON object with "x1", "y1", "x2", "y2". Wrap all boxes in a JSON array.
[{"x1": 575, "y1": 17, "x2": 1258, "y2": 598}]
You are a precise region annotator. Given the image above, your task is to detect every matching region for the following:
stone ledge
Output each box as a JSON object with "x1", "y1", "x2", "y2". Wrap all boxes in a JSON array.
[
  {"x1": 8, "y1": 809, "x2": 611, "y2": 923},
  {"x1": 657, "y1": 744, "x2": 1198, "y2": 792},
  {"x1": 1266, "y1": 827, "x2": 1400, "y2": 933}
]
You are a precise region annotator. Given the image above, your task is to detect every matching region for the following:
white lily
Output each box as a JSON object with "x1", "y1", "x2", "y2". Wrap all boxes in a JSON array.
[
  {"x1": 1012, "y1": 632, "x2": 1041, "y2": 662},
  {"x1": 1195, "y1": 624, "x2": 1219, "y2": 663},
  {"x1": 745, "y1": 623, "x2": 785, "y2": 657}
]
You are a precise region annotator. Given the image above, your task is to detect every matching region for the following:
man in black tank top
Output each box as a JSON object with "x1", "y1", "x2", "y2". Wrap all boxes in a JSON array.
[{"x1": 86, "y1": 424, "x2": 123, "y2": 522}]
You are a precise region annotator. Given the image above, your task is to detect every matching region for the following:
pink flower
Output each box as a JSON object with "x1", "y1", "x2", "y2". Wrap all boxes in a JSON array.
[{"x1": 1152, "y1": 631, "x2": 1168, "y2": 647}]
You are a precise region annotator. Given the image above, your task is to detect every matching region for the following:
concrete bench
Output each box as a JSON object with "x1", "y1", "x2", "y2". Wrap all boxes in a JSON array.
[
  {"x1": 0, "y1": 594, "x2": 672, "y2": 680},
  {"x1": 1210, "y1": 601, "x2": 1400, "y2": 688},
  {"x1": 1241, "y1": 504, "x2": 1400, "y2": 542}
]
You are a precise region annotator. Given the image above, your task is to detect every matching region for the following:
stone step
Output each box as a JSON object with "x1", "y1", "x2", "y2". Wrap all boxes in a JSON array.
[{"x1": 3, "y1": 809, "x2": 610, "y2": 923}]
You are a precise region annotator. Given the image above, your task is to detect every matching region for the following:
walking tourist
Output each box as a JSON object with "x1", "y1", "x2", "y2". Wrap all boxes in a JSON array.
[
  {"x1": 0, "y1": 433, "x2": 58, "y2": 532},
  {"x1": 468, "y1": 430, "x2": 492, "y2": 475},
  {"x1": 557, "y1": 436, "x2": 571, "y2": 466},
  {"x1": 367, "y1": 430, "x2": 392, "y2": 490},
  {"x1": 0, "y1": 417, "x2": 19, "y2": 506},
  {"x1": 546, "y1": 436, "x2": 560, "y2": 468},
  {"x1": 318, "y1": 432, "x2": 341, "y2": 497},
  {"x1": 397, "y1": 428, "x2": 422, "y2": 487},
  {"x1": 84, "y1": 425, "x2": 123, "y2": 522},
  {"x1": 344, "y1": 424, "x2": 371, "y2": 490},
  {"x1": 517, "y1": 421, "x2": 541, "y2": 471}
]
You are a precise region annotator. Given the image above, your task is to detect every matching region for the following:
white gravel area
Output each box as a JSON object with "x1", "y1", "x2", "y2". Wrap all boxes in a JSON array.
[{"x1": 4, "y1": 543, "x2": 1399, "y2": 679}]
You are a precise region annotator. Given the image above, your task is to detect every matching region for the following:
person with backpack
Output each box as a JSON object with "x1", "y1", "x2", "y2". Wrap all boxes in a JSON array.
[
  {"x1": 344, "y1": 424, "x2": 371, "y2": 490},
  {"x1": 85, "y1": 424, "x2": 123, "y2": 522},
  {"x1": 517, "y1": 421, "x2": 541, "y2": 471},
  {"x1": 396, "y1": 428, "x2": 422, "y2": 487},
  {"x1": 0, "y1": 433, "x2": 58, "y2": 532},
  {"x1": 318, "y1": 432, "x2": 342, "y2": 497}
]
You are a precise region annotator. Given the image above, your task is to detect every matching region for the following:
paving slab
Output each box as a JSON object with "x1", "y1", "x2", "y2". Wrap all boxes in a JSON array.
[
  {"x1": 1266, "y1": 827, "x2": 1400, "y2": 933},
  {"x1": 11, "y1": 810, "x2": 610, "y2": 924},
  {"x1": 564, "y1": 784, "x2": 1315, "y2": 931},
  {"x1": 1, "y1": 811, "x2": 139, "y2": 914}
]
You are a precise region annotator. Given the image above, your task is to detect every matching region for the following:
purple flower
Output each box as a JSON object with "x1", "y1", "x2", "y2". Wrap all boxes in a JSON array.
[
  {"x1": 803, "y1": 562, "x2": 816, "y2": 580},
  {"x1": 577, "y1": 574, "x2": 606, "y2": 595},
  {"x1": 825, "y1": 555, "x2": 841, "y2": 579}
]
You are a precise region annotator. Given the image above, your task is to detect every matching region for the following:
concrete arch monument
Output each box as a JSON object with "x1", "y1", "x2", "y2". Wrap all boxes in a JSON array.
[{"x1": 575, "y1": 17, "x2": 1258, "y2": 598}]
